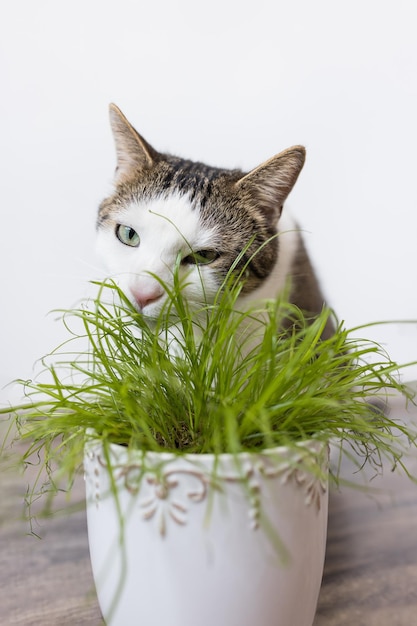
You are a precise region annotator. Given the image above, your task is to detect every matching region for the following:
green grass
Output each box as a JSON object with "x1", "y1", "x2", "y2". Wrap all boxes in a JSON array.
[{"x1": 1, "y1": 262, "x2": 417, "y2": 510}]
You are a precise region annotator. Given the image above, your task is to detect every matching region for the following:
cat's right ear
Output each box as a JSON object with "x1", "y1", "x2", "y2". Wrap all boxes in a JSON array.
[{"x1": 109, "y1": 104, "x2": 159, "y2": 183}]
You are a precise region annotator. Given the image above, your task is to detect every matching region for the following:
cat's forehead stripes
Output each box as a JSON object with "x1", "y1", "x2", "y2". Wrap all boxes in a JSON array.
[
  {"x1": 157, "y1": 158, "x2": 227, "y2": 206},
  {"x1": 98, "y1": 156, "x2": 237, "y2": 226}
]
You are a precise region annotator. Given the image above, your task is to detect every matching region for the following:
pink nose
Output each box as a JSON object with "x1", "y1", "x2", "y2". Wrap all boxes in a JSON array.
[{"x1": 131, "y1": 287, "x2": 164, "y2": 311}]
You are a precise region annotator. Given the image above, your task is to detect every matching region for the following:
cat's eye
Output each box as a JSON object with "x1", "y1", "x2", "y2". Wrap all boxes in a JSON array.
[
  {"x1": 182, "y1": 250, "x2": 220, "y2": 266},
  {"x1": 116, "y1": 224, "x2": 140, "y2": 247}
]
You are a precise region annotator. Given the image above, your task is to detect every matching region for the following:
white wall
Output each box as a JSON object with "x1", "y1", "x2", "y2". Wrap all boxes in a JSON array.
[{"x1": 1, "y1": 0, "x2": 416, "y2": 402}]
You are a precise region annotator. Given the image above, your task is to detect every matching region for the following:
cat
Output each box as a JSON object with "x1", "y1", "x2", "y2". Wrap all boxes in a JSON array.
[{"x1": 97, "y1": 104, "x2": 333, "y2": 339}]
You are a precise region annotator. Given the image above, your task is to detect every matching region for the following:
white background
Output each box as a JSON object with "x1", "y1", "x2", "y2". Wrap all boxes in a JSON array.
[{"x1": 1, "y1": 0, "x2": 416, "y2": 402}]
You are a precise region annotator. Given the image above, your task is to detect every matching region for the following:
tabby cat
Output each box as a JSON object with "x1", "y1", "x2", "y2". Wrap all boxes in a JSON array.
[{"x1": 97, "y1": 104, "x2": 333, "y2": 338}]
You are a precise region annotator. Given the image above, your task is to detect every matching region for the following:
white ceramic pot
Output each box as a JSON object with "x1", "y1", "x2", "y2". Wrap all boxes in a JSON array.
[{"x1": 84, "y1": 439, "x2": 328, "y2": 626}]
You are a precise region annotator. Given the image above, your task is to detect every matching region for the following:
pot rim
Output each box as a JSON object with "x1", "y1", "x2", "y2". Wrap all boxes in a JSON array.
[{"x1": 85, "y1": 428, "x2": 328, "y2": 464}]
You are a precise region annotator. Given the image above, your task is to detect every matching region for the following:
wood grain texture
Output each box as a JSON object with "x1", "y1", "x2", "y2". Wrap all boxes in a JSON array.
[
  {"x1": 1, "y1": 391, "x2": 416, "y2": 625},
  {"x1": 0, "y1": 436, "x2": 103, "y2": 625},
  {"x1": 314, "y1": 389, "x2": 417, "y2": 626}
]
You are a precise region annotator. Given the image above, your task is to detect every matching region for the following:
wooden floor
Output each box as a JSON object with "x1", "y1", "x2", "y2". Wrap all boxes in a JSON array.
[{"x1": 1, "y1": 390, "x2": 416, "y2": 625}]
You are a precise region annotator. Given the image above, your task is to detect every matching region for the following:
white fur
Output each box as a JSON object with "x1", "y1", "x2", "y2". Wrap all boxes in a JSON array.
[{"x1": 96, "y1": 192, "x2": 220, "y2": 316}]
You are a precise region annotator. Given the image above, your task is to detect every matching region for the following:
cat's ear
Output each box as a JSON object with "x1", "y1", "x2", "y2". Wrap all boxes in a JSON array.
[
  {"x1": 235, "y1": 146, "x2": 306, "y2": 221},
  {"x1": 109, "y1": 103, "x2": 159, "y2": 183}
]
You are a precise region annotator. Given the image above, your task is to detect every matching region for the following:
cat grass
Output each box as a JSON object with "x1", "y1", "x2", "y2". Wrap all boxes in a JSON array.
[{"x1": 1, "y1": 265, "x2": 417, "y2": 510}]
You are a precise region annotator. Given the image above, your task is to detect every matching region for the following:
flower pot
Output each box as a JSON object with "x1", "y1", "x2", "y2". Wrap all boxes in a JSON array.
[{"x1": 84, "y1": 439, "x2": 328, "y2": 626}]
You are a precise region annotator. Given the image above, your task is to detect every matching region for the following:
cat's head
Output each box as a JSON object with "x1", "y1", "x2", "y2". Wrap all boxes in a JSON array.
[{"x1": 96, "y1": 104, "x2": 305, "y2": 317}]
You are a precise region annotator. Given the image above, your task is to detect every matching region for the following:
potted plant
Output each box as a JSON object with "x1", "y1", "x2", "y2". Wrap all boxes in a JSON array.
[{"x1": 1, "y1": 265, "x2": 416, "y2": 626}]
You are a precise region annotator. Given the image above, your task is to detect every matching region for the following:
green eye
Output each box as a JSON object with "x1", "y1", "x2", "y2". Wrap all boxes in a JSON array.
[
  {"x1": 182, "y1": 250, "x2": 220, "y2": 265},
  {"x1": 116, "y1": 224, "x2": 140, "y2": 247}
]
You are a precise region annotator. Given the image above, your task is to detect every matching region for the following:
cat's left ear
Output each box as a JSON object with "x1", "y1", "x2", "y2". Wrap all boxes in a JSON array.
[
  {"x1": 109, "y1": 103, "x2": 160, "y2": 183},
  {"x1": 235, "y1": 146, "x2": 306, "y2": 220}
]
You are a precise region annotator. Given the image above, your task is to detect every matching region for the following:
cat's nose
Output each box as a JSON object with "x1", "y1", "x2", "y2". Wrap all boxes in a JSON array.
[{"x1": 131, "y1": 286, "x2": 164, "y2": 311}]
